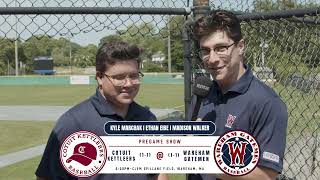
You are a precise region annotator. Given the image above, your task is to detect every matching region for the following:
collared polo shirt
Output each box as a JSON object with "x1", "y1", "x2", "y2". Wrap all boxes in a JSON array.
[
  {"x1": 36, "y1": 88, "x2": 157, "y2": 180},
  {"x1": 188, "y1": 67, "x2": 288, "y2": 177}
]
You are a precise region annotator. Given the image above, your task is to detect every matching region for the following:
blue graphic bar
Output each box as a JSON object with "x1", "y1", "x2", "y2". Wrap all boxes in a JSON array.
[{"x1": 104, "y1": 121, "x2": 216, "y2": 135}]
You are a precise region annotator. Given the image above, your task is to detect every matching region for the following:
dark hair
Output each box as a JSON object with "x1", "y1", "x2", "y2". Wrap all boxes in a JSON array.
[
  {"x1": 193, "y1": 10, "x2": 242, "y2": 42},
  {"x1": 96, "y1": 41, "x2": 141, "y2": 73}
]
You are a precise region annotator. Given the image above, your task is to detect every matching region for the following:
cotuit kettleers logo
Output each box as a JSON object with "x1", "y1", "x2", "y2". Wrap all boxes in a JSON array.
[{"x1": 60, "y1": 131, "x2": 107, "y2": 177}]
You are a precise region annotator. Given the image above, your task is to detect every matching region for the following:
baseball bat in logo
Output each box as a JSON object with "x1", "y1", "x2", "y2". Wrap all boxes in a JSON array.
[
  {"x1": 60, "y1": 131, "x2": 107, "y2": 178},
  {"x1": 214, "y1": 130, "x2": 260, "y2": 176}
]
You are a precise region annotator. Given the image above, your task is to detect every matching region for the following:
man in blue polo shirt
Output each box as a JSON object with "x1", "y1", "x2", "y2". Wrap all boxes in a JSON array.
[
  {"x1": 188, "y1": 10, "x2": 288, "y2": 180},
  {"x1": 36, "y1": 41, "x2": 168, "y2": 180}
]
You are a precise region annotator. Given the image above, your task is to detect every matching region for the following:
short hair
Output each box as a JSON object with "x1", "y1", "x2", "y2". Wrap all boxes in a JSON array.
[
  {"x1": 193, "y1": 10, "x2": 242, "y2": 43},
  {"x1": 96, "y1": 41, "x2": 141, "y2": 73}
]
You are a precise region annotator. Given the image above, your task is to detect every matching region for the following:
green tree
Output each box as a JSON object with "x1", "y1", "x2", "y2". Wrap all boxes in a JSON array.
[
  {"x1": 21, "y1": 36, "x2": 81, "y2": 68},
  {"x1": 248, "y1": 0, "x2": 320, "y2": 79},
  {"x1": 99, "y1": 23, "x2": 166, "y2": 72},
  {"x1": 99, "y1": 34, "x2": 123, "y2": 47},
  {"x1": 0, "y1": 38, "x2": 15, "y2": 75},
  {"x1": 160, "y1": 15, "x2": 185, "y2": 72},
  {"x1": 0, "y1": 38, "x2": 27, "y2": 75},
  {"x1": 73, "y1": 44, "x2": 97, "y2": 68}
]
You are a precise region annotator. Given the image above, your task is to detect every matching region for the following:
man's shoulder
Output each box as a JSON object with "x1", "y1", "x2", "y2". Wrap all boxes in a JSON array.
[
  {"x1": 248, "y1": 78, "x2": 287, "y2": 113},
  {"x1": 53, "y1": 98, "x2": 95, "y2": 139},
  {"x1": 68, "y1": 98, "x2": 94, "y2": 115},
  {"x1": 130, "y1": 102, "x2": 156, "y2": 120},
  {"x1": 249, "y1": 77, "x2": 281, "y2": 101},
  {"x1": 57, "y1": 98, "x2": 92, "y2": 121}
]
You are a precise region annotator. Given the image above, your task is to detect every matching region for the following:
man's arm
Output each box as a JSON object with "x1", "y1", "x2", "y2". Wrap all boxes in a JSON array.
[{"x1": 215, "y1": 166, "x2": 278, "y2": 180}]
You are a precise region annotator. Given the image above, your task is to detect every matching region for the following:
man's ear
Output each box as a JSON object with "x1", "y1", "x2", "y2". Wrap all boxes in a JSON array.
[
  {"x1": 237, "y1": 39, "x2": 245, "y2": 55},
  {"x1": 96, "y1": 72, "x2": 103, "y2": 87}
]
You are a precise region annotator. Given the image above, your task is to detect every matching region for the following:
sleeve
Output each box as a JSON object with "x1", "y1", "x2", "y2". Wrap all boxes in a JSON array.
[
  {"x1": 251, "y1": 97, "x2": 288, "y2": 173},
  {"x1": 35, "y1": 131, "x2": 76, "y2": 180}
]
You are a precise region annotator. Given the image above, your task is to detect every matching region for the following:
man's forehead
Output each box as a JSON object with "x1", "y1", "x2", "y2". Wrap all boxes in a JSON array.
[
  {"x1": 200, "y1": 31, "x2": 232, "y2": 46},
  {"x1": 105, "y1": 60, "x2": 139, "y2": 73}
]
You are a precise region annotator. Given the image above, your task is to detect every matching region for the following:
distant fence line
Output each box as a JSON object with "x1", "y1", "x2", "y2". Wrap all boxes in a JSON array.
[{"x1": 0, "y1": 74, "x2": 184, "y2": 85}]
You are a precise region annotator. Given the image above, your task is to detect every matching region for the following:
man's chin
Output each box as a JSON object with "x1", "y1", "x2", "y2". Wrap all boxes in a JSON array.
[{"x1": 118, "y1": 98, "x2": 134, "y2": 105}]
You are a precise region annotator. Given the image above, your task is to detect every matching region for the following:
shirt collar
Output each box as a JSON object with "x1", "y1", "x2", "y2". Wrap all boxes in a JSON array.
[
  {"x1": 225, "y1": 66, "x2": 254, "y2": 94},
  {"x1": 90, "y1": 88, "x2": 144, "y2": 120},
  {"x1": 90, "y1": 88, "x2": 115, "y2": 116}
]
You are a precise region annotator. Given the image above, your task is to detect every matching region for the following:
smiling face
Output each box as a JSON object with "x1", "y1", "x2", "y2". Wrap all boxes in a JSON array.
[
  {"x1": 200, "y1": 30, "x2": 245, "y2": 91},
  {"x1": 96, "y1": 60, "x2": 140, "y2": 107}
]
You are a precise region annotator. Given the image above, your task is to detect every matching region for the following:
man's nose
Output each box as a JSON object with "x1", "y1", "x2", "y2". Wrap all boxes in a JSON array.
[
  {"x1": 122, "y1": 77, "x2": 133, "y2": 87},
  {"x1": 207, "y1": 50, "x2": 220, "y2": 64}
]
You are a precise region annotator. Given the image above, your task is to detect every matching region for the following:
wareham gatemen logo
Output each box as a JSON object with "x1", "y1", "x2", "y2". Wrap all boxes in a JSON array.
[
  {"x1": 60, "y1": 131, "x2": 107, "y2": 177},
  {"x1": 214, "y1": 130, "x2": 260, "y2": 176}
]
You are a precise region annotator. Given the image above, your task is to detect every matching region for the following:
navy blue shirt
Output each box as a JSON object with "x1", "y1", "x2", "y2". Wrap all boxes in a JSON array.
[
  {"x1": 188, "y1": 67, "x2": 288, "y2": 179},
  {"x1": 36, "y1": 88, "x2": 157, "y2": 180}
]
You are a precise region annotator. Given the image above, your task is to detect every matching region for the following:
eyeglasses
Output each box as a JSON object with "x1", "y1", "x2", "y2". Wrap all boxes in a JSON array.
[
  {"x1": 104, "y1": 72, "x2": 144, "y2": 87},
  {"x1": 198, "y1": 42, "x2": 235, "y2": 61}
]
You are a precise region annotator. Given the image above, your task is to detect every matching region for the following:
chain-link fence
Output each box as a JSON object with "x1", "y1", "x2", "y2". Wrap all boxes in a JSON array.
[
  {"x1": 238, "y1": 13, "x2": 320, "y2": 180},
  {"x1": 0, "y1": 0, "x2": 319, "y2": 179}
]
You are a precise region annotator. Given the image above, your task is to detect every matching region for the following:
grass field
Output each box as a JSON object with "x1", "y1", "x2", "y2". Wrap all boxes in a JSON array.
[
  {"x1": 0, "y1": 84, "x2": 184, "y2": 108},
  {"x1": 0, "y1": 156, "x2": 42, "y2": 180},
  {"x1": 0, "y1": 120, "x2": 55, "y2": 155}
]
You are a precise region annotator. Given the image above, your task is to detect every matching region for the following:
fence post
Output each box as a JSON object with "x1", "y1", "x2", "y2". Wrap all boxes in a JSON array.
[
  {"x1": 183, "y1": 0, "x2": 210, "y2": 120},
  {"x1": 183, "y1": 21, "x2": 192, "y2": 119}
]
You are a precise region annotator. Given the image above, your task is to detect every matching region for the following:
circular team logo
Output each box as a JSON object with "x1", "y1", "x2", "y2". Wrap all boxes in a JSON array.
[
  {"x1": 214, "y1": 130, "x2": 260, "y2": 176},
  {"x1": 60, "y1": 131, "x2": 107, "y2": 178}
]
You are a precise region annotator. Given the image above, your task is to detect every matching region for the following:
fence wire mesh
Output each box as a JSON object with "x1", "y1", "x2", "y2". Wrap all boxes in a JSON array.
[
  {"x1": 0, "y1": 0, "x2": 319, "y2": 179},
  {"x1": 240, "y1": 17, "x2": 320, "y2": 180}
]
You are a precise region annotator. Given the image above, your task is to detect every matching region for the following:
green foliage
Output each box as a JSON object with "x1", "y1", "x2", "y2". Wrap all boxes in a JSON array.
[
  {"x1": 99, "y1": 16, "x2": 185, "y2": 72},
  {"x1": 0, "y1": 14, "x2": 187, "y2": 74},
  {"x1": 99, "y1": 34, "x2": 123, "y2": 47},
  {"x1": 0, "y1": 35, "x2": 98, "y2": 74},
  {"x1": 99, "y1": 23, "x2": 167, "y2": 72},
  {"x1": 253, "y1": 0, "x2": 306, "y2": 12},
  {"x1": 73, "y1": 44, "x2": 97, "y2": 68},
  {"x1": 0, "y1": 38, "x2": 27, "y2": 74},
  {"x1": 160, "y1": 16, "x2": 185, "y2": 72},
  {"x1": 243, "y1": 1, "x2": 320, "y2": 81},
  {"x1": 143, "y1": 63, "x2": 165, "y2": 72}
]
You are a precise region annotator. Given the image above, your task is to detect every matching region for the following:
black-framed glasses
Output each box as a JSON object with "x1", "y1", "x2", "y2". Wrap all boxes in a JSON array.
[
  {"x1": 104, "y1": 72, "x2": 144, "y2": 87},
  {"x1": 198, "y1": 42, "x2": 235, "y2": 61}
]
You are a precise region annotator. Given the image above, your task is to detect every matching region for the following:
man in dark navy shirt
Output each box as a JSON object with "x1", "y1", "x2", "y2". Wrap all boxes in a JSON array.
[
  {"x1": 188, "y1": 10, "x2": 288, "y2": 180},
  {"x1": 35, "y1": 41, "x2": 168, "y2": 180}
]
